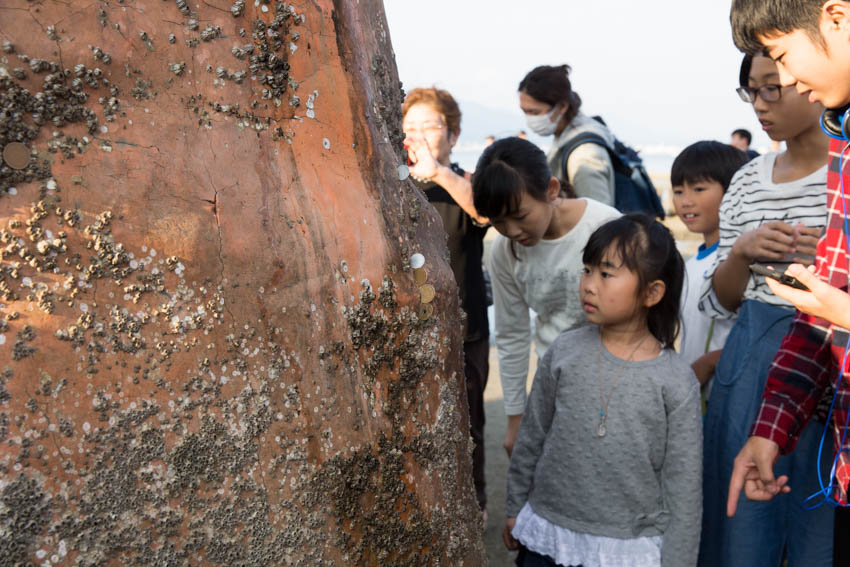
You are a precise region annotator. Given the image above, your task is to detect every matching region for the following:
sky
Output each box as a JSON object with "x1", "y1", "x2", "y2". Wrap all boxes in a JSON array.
[{"x1": 383, "y1": 0, "x2": 769, "y2": 157}]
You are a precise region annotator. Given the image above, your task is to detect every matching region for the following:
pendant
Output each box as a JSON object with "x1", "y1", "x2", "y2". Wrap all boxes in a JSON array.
[{"x1": 597, "y1": 421, "x2": 607, "y2": 438}]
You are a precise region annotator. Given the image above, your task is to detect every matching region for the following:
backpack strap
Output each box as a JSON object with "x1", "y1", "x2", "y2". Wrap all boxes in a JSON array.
[{"x1": 555, "y1": 132, "x2": 633, "y2": 180}]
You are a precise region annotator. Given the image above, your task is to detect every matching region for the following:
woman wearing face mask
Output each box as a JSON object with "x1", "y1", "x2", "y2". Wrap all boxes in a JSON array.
[{"x1": 519, "y1": 64, "x2": 616, "y2": 206}]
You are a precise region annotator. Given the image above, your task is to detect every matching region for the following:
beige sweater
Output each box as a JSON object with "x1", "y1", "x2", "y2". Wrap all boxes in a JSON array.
[{"x1": 546, "y1": 112, "x2": 616, "y2": 207}]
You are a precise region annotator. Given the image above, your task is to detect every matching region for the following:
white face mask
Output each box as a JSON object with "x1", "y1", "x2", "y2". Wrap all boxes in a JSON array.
[{"x1": 524, "y1": 106, "x2": 562, "y2": 136}]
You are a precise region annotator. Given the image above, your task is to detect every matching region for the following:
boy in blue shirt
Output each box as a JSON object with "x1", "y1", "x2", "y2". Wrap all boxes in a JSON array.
[{"x1": 671, "y1": 141, "x2": 749, "y2": 386}]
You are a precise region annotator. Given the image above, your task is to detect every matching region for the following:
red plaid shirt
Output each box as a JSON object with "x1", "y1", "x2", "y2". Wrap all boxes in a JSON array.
[{"x1": 751, "y1": 139, "x2": 850, "y2": 502}]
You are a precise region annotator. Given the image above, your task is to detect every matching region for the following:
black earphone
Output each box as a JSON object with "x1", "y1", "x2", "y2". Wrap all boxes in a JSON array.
[{"x1": 821, "y1": 105, "x2": 850, "y2": 140}]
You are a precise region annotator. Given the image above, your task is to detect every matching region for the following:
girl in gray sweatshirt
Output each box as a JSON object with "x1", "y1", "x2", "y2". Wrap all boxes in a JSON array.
[{"x1": 504, "y1": 214, "x2": 703, "y2": 567}]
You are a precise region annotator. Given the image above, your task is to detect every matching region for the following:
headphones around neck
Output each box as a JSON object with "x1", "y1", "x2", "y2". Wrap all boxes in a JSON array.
[{"x1": 821, "y1": 105, "x2": 850, "y2": 141}]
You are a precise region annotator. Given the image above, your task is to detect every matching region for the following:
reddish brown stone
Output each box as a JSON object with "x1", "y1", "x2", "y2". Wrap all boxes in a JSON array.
[{"x1": 0, "y1": 1, "x2": 484, "y2": 564}]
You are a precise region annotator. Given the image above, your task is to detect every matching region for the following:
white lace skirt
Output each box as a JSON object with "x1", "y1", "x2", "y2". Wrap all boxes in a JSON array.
[{"x1": 512, "y1": 502, "x2": 663, "y2": 567}]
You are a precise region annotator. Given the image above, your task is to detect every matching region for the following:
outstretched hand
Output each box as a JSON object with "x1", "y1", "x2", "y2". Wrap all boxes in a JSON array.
[
  {"x1": 402, "y1": 131, "x2": 489, "y2": 225},
  {"x1": 766, "y1": 263, "x2": 850, "y2": 330},
  {"x1": 403, "y1": 133, "x2": 439, "y2": 181},
  {"x1": 727, "y1": 436, "x2": 789, "y2": 517}
]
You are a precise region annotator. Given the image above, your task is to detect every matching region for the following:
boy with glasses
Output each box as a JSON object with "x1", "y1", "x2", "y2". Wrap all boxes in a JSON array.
[
  {"x1": 727, "y1": 0, "x2": 850, "y2": 506},
  {"x1": 726, "y1": 1, "x2": 850, "y2": 565},
  {"x1": 697, "y1": 49, "x2": 830, "y2": 566}
]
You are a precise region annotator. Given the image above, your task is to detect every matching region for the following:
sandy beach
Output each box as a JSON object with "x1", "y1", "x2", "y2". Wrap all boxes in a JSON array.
[{"x1": 481, "y1": 348, "x2": 533, "y2": 566}]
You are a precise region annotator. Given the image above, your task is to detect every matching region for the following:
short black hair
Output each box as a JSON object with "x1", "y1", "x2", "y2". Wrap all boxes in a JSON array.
[
  {"x1": 739, "y1": 53, "x2": 754, "y2": 88},
  {"x1": 730, "y1": 0, "x2": 827, "y2": 55},
  {"x1": 731, "y1": 129, "x2": 752, "y2": 145},
  {"x1": 670, "y1": 141, "x2": 749, "y2": 192},
  {"x1": 582, "y1": 214, "x2": 685, "y2": 347},
  {"x1": 471, "y1": 137, "x2": 552, "y2": 219}
]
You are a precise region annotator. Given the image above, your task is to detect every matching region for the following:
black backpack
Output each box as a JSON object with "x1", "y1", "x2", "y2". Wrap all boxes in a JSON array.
[{"x1": 555, "y1": 131, "x2": 665, "y2": 219}]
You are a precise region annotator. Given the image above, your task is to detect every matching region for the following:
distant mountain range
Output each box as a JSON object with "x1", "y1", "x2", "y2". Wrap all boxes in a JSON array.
[{"x1": 454, "y1": 99, "x2": 534, "y2": 145}]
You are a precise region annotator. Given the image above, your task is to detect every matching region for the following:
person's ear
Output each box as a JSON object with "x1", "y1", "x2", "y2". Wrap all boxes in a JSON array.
[
  {"x1": 555, "y1": 102, "x2": 571, "y2": 130},
  {"x1": 546, "y1": 176, "x2": 561, "y2": 201},
  {"x1": 823, "y1": 0, "x2": 850, "y2": 33},
  {"x1": 644, "y1": 280, "x2": 666, "y2": 309},
  {"x1": 448, "y1": 130, "x2": 459, "y2": 149},
  {"x1": 554, "y1": 101, "x2": 569, "y2": 117}
]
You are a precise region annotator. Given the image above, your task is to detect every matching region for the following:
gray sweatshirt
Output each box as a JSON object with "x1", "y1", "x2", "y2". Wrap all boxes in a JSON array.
[{"x1": 506, "y1": 325, "x2": 702, "y2": 567}]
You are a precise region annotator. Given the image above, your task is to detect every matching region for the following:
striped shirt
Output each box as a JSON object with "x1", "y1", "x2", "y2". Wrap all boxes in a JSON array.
[
  {"x1": 752, "y1": 139, "x2": 850, "y2": 503},
  {"x1": 699, "y1": 152, "x2": 827, "y2": 319}
]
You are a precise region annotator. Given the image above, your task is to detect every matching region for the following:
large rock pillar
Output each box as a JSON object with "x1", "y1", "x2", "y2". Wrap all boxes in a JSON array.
[{"x1": 0, "y1": 0, "x2": 484, "y2": 564}]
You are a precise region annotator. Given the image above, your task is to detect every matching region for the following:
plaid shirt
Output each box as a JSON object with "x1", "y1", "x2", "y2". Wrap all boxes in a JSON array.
[{"x1": 751, "y1": 138, "x2": 850, "y2": 502}]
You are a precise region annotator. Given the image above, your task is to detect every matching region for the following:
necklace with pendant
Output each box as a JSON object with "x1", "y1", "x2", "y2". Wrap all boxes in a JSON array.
[{"x1": 595, "y1": 333, "x2": 648, "y2": 438}]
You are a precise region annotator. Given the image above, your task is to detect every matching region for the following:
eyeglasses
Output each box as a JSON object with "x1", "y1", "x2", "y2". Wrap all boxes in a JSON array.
[
  {"x1": 736, "y1": 84, "x2": 783, "y2": 103},
  {"x1": 402, "y1": 121, "x2": 445, "y2": 137}
]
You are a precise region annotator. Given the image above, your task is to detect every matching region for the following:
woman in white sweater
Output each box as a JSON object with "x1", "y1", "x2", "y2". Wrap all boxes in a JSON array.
[
  {"x1": 472, "y1": 137, "x2": 619, "y2": 456},
  {"x1": 519, "y1": 64, "x2": 617, "y2": 207}
]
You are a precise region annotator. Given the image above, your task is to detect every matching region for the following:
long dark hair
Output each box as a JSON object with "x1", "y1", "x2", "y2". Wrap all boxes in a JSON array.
[
  {"x1": 518, "y1": 64, "x2": 582, "y2": 129},
  {"x1": 582, "y1": 214, "x2": 684, "y2": 347},
  {"x1": 471, "y1": 137, "x2": 553, "y2": 219}
]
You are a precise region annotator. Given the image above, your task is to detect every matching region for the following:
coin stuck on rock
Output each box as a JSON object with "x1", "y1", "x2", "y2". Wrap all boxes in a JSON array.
[
  {"x1": 3, "y1": 142, "x2": 30, "y2": 170},
  {"x1": 419, "y1": 284, "x2": 436, "y2": 304},
  {"x1": 397, "y1": 164, "x2": 410, "y2": 181},
  {"x1": 418, "y1": 303, "x2": 434, "y2": 321},
  {"x1": 413, "y1": 267, "x2": 427, "y2": 285}
]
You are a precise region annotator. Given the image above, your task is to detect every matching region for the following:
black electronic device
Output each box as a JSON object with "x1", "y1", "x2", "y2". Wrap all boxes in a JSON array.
[{"x1": 749, "y1": 264, "x2": 810, "y2": 291}]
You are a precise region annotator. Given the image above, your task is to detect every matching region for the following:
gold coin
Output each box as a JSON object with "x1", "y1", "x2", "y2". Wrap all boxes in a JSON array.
[
  {"x1": 417, "y1": 303, "x2": 434, "y2": 321},
  {"x1": 3, "y1": 142, "x2": 30, "y2": 170},
  {"x1": 413, "y1": 267, "x2": 427, "y2": 285},
  {"x1": 419, "y1": 284, "x2": 436, "y2": 304}
]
